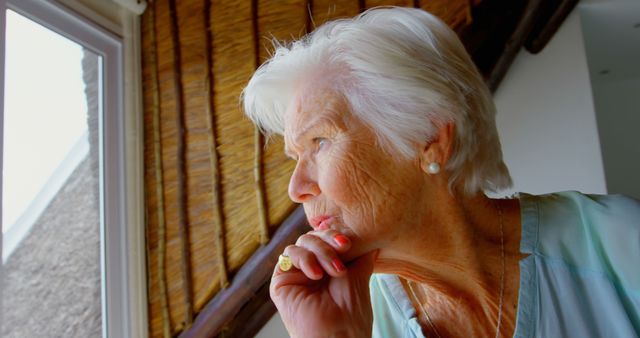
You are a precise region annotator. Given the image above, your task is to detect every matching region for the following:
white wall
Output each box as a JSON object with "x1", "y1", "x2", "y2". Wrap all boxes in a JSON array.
[
  {"x1": 579, "y1": 0, "x2": 640, "y2": 200},
  {"x1": 255, "y1": 9, "x2": 610, "y2": 338},
  {"x1": 493, "y1": 10, "x2": 607, "y2": 197},
  {"x1": 255, "y1": 313, "x2": 288, "y2": 338},
  {"x1": 591, "y1": 78, "x2": 640, "y2": 199}
]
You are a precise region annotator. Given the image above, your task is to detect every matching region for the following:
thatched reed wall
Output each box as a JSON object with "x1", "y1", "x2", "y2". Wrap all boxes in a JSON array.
[{"x1": 141, "y1": 1, "x2": 475, "y2": 337}]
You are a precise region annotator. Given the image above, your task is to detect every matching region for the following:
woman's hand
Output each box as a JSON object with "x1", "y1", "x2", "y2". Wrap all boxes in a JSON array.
[{"x1": 270, "y1": 229, "x2": 377, "y2": 338}]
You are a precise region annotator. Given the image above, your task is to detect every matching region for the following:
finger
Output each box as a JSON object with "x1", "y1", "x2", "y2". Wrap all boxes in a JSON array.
[
  {"x1": 296, "y1": 233, "x2": 347, "y2": 277},
  {"x1": 345, "y1": 250, "x2": 378, "y2": 303},
  {"x1": 308, "y1": 228, "x2": 352, "y2": 253},
  {"x1": 282, "y1": 245, "x2": 324, "y2": 280},
  {"x1": 270, "y1": 266, "x2": 311, "y2": 293}
]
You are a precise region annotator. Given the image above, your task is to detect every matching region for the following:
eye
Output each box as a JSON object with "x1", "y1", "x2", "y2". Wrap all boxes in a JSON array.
[{"x1": 314, "y1": 137, "x2": 328, "y2": 150}]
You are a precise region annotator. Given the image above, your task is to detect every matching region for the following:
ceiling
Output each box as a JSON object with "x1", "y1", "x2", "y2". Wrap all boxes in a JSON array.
[{"x1": 580, "y1": 0, "x2": 640, "y2": 82}]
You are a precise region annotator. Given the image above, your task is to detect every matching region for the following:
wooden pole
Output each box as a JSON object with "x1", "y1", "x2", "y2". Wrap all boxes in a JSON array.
[
  {"x1": 168, "y1": 0, "x2": 194, "y2": 327},
  {"x1": 148, "y1": 1, "x2": 172, "y2": 336},
  {"x1": 251, "y1": 0, "x2": 270, "y2": 245},
  {"x1": 203, "y1": 0, "x2": 230, "y2": 291}
]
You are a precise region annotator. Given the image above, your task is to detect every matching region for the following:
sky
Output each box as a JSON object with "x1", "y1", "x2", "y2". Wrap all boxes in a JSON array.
[{"x1": 2, "y1": 9, "x2": 89, "y2": 232}]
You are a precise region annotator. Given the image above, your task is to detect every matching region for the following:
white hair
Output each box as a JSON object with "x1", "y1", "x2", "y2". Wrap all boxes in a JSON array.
[{"x1": 242, "y1": 6, "x2": 512, "y2": 195}]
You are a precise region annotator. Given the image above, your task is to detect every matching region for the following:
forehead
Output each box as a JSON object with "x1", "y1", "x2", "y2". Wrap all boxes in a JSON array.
[{"x1": 284, "y1": 84, "x2": 349, "y2": 138}]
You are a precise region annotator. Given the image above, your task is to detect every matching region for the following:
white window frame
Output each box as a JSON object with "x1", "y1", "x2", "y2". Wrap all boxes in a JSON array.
[{"x1": 0, "y1": 1, "x2": 147, "y2": 337}]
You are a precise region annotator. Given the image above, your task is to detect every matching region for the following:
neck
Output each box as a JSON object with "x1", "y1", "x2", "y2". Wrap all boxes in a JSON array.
[{"x1": 373, "y1": 191, "x2": 522, "y2": 335}]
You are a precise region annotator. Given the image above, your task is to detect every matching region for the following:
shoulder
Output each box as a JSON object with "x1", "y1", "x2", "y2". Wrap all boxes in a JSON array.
[
  {"x1": 519, "y1": 190, "x2": 640, "y2": 286},
  {"x1": 523, "y1": 190, "x2": 640, "y2": 211},
  {"x1": 515, "y1": 192, "x2": 640, "y2": 336},
  {"x1": 521, "y1": 191, "x2": 640, "y2": 235}
]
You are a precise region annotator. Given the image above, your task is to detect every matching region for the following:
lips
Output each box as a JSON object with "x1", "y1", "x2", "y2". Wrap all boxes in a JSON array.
[{"x1": 309, "y1": 215, "x2": 333, "y2": 230}]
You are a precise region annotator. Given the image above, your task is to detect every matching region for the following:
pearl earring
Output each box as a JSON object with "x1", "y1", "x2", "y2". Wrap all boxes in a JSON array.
[{"x1": 427, "y1": 162, "x2": 440, "y2": 174}]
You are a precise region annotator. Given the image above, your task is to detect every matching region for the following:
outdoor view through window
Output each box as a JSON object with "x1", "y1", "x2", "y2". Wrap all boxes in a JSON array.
[{"x1": 2, "y1": 9, "x2": 102, "y2": 337}]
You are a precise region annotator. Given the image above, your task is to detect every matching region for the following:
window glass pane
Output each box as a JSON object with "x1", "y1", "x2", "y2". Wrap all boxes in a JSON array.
[{"x1": 2, "y1": 9, "x2": 102, "y2": 337}]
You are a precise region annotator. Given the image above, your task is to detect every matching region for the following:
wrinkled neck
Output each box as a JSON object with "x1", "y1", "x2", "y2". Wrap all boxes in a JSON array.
[{"x1": 373, "y1": 194, "x2": 522, "y2": 319}]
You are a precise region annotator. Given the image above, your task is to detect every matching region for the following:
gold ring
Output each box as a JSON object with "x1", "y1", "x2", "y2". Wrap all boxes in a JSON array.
[{"x1": 278, "y1": 254, "x2": 293, "y2": 271}]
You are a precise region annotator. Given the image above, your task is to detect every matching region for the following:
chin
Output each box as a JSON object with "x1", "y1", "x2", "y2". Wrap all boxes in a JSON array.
[{"x1": 343, "y1": 235, "x2": 380, "y2": 263}]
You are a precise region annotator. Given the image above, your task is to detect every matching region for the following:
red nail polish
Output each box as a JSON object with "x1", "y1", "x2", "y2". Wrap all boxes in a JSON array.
[
  {"x1": 332, "y1": 258, "x2": 345, "y2": 272},
  {"x1": 334, "y1": 235, "x2": 349, "y2": 246},
  {"x1": 312, "y1": 265, "x2": 323, "y2": 277}
]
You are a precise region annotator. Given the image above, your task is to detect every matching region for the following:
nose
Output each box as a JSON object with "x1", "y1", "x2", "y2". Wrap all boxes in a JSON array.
[{"x1": 288, "y1": 160, "x2": 320, "y2": 203}]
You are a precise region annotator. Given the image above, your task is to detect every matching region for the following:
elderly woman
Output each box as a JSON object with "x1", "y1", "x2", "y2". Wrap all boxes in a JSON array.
[{"x1": 242, "y1": 7, "x2": 640, "y2": 338}]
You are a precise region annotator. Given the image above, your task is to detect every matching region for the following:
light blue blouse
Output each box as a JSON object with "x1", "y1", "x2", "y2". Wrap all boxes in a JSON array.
[{"x1": 370, "y1": 191, "x2": 640, "y2": 337}]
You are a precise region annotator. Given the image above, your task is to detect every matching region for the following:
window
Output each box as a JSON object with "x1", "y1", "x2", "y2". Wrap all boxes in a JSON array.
[
  {"x1": 2, "y1": 8, "x2": 102, "y2": 336},
  {"x1": 0, "y1": 1, "x2": 146, "y2": 337}
]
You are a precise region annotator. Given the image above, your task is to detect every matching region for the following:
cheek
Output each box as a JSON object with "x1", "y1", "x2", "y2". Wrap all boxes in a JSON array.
[
  {"x1": 319, "y1": 151, "x2": 373, "y2": 206},
  {"x1": 317, "y1": 156, "x2": 357, "y2": 205},
  {"x1": 320, "y1": 151, "x2": 389, "y2": 235},
  {"x1": 325, "y1": 148, "x2": 419, "y2": 231}
]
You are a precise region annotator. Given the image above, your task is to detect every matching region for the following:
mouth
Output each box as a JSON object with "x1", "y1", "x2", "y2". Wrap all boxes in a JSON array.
[{"x1": 308, "y1": 215, "x2": 333, "y2": 230}]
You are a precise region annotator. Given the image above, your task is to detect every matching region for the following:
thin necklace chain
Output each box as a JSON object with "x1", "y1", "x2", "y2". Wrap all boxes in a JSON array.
[
  {"x1": 407, "y1": 200, "x2": 505, "y2": 338},
  {"x1": 407, "y1": 281, "x2": 443, "y2": 338}
]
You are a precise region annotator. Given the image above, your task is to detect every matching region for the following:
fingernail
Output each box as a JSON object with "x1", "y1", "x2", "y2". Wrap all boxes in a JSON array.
[
  {"x1": 334, "y1": 235, "x2": 349, "y2": 246},
  {"x1": 312, "y1": 265, "x2": 323, "y2": 277},
  {"x1": 332, "y1": 258, "x2": 345, "y2": 272}
]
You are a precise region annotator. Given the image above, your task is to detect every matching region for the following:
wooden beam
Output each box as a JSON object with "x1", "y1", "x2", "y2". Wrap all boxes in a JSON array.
[
  {"x1": 459, "y1": 0, "x2": 547, "y2": 92},
  {"x1": 179, "y1": 206, "x2": 309, "y2": 338},
  {"x1": 525, "y1": 0, "x2": 579, "y2": 54},
  {"x1": 484, "y1": 0, "x2": 545, "y2": 92},
  {"x1": 459, "y1": 0, "x2": 526, "y2": 81},
  {"x1": 218, "y1": 281, "x2": 277, "y2": 338}
]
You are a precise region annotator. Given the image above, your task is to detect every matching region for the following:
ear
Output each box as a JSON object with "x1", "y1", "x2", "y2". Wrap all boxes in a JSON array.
[{"x1": 419, "y1": 122, "x2": 455, "y2": 173}]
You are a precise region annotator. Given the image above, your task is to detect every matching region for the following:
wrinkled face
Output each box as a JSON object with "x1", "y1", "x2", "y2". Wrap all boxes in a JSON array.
[{"x1": 284, "y1": 83, "x2": 428, "y2": 260}]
